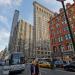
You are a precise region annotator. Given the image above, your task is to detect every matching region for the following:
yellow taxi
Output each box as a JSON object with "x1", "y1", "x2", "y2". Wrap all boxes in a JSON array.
[{"x1": 38, "y1": 61, "x2": 51, "y2": 68}]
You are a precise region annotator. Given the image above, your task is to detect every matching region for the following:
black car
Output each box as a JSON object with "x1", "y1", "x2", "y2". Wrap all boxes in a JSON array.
[
  {"x1": 54, "y1": 60, "x2": 63, "y2": 68},
  {"x1": 64, "y1": 61, "x2": 75, "y2": 72}
]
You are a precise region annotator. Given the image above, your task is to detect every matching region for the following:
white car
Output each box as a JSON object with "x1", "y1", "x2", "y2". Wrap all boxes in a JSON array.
[{"x1": 3, "y1": 65, "x2": 10, "y2": 75}]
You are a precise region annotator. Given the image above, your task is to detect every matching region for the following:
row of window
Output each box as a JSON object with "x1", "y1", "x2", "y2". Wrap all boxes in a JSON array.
[
  {"x1": 50, "y1": 7, "x2": 75, "y2": 29},
  {"x1": 50, "y1": 14, "x2": 75, "y2": 26},
  {"x1": 37, "y1": 51, "x2": 51, "y2": 55},
  {"x1": 50, "y1": 16, "x2": 67, "y2": 25},
  {"x1": 51, "y1": 34, "x2": 71, "y2": 43},
  {"x1": 36, "y1": 6, "x2": 51, "y2": 17},
  {"x1": 53, "y1": 43, "x2": 73, "y2": 52},
  {"x1": 50, "y1": 25, "x2": 74, "y2": 35},
  {"x1": 50, "y1": 23, "x2": 73, "y2": 31}
]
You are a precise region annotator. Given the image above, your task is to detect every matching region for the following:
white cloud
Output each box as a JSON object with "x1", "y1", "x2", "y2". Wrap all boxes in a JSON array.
[
  {"x1": 44, "y1": 0, "x2": 74, "y2": 4},
  {"x1": 0, "y1": 15, "x2": 9, "y2": 29},
  {"x1": 0, "y1": 15, "x2": 8, "y2": 24},
  {"x1": 44, "y1": 0, "x2": 55, "y2": 3},
  {"x1": 14, "y1": 0, "x2": 23, "y2": 6},
  {"x1": 0, "y1": 28, "x2": 10, "y2": 51},
  {"x1": 43, "y1": 0, "x2": 74, "y2": 12},
  {"x1": 0, "y1": 0, "x2": 23, "y2": 6},
  {"x1": 65, "y1": 0, "x2": 74, "y2": 4},
  {"x1": 0, "y1": 0, "x2": 11, "y2": 6}
]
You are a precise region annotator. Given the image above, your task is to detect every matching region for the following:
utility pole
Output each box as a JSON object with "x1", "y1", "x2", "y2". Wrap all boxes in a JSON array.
[{"x1": 29, "y1": 25, "x2": 31, "y2": 58}]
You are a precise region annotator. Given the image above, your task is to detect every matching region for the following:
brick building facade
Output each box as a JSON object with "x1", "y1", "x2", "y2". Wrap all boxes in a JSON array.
[{"x1": 49, "y1": 3, "x2": 75, "y2": 60}]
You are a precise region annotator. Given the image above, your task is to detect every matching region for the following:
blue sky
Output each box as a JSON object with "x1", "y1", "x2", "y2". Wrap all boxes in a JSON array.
[{"x1": 0, "y1": 0, "x2": 74, "y2": 51}]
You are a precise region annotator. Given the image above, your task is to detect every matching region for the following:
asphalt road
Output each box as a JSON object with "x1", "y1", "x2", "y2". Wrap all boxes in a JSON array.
[
  {"x1": 0, "y1": 64, "x2": 75, "y2": 75},
  {"x1": 0, "y1": 66, "x2": 3, "y2": 75},
  {"x1": 11, "y1": 64, "x2": 75, "y2": 75}
]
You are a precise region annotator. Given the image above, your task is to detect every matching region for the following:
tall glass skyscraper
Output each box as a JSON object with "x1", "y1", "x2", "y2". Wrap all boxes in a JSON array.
[{"x1": 8, "y1": 10, "x2": 19, "y2": 53}]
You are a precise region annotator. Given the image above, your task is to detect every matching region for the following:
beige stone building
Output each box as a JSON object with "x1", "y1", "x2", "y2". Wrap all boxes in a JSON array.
[
  {"x1": 16, "y1": 20, "x2": 33, "y2": 58},
  {"x1": 9, "y1": 19, "x2": 33, "y2": 58},
  {"x1": 33, "y1": 1, "x2": 54, "y2": 58}
]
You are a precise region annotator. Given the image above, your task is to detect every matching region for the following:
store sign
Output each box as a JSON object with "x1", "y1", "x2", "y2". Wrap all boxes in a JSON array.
[{"x1": 63, "y1": 51, "x2": 73, "y2": 56}]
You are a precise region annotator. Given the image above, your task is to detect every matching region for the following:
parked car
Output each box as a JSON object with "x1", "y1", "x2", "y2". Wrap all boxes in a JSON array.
[
  {"x1": 63, "y1": 61, "x2": 70, "y2": 67},
  {"x1": 54, "y1": 60, "x2": 63, "y2": 68},
  {"x1": 0, "y1": 60, "x2": 5, "y2": 66},
  {"x1": 64, "y1": 61, "x2": 75, "y2": 72}
]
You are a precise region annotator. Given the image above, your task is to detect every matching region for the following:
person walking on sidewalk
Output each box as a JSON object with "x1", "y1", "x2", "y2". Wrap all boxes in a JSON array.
[{"x1": 30, "y1": 59, "x2": 39, "y2": 75}]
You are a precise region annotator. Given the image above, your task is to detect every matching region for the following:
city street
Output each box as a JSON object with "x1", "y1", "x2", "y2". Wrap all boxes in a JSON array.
[
  {"x1": 0, "y1": 66, "x2": 3, "y2": 75},
  {"x1": 0, "y1": 64, "x2": 75, "y2": 75},
  {"x1": 7, "y1": 64, "x2": 75, "y2": 75}
]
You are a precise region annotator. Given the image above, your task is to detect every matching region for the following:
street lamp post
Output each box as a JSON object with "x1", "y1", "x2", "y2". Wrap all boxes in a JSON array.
[
  {"x1": 57, "y1": 0, "x2": 75, "y2": 55},
  {"x1": 73, "y1": 0, "x2": 75, "y2": 3}
]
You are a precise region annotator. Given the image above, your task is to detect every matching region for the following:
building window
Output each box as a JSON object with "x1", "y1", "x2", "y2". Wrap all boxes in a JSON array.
[
  {"x1": 59, "y1": 45, "x2": 64, "y2": 52},
  {"x1": 53, "y1": 46, "x2": 57, "y2": 53},
  {"x1": 41, "y1": 51, "x2": 43, "y2": 54},
  {"x1": 58, "y1": 37, "x2": 63, "y2": 42},
  {"x1": 62, "y1": 20, "x2": 67, "y2": 24},
  {"x1": 73, "y1": 16, "x2": 75, "y2": 19},
  {"x1": 65, "y1": 34, "x2": 71, "y2": 40},
  {"x1": 50, "y1": 21, "x2": 53, "y2": 25},
  {"x1": 67, "y1": 34, "x2": 71, "y2": 39},
  {"x1": 56, "y1": 24, "x2": 60, "y2": 28},
  {"x1": 63, "y1": 27, "x2": 69, "y2": 31},
  {"x1": 69, "y1": 43, "x2": 73, "y2": 50},
  {"x1": 66, "y1": 43, "x2": 73, "y2": 50},
  {"x1": 52, "y1": 38, "x2": 57, "y2": 43},
  {"x1": 50, "y1": 27, "x2": 54, "y2": 31},
  {"x1": 71, "y1": 24, "x2": 74, "y2": 28},
  {"x1": 69, "y1": 18, "x2": 72, "y2": 22},
  {"x1": 56, "y1": 30, "x2": 60, "y2": 34},
  {"x1": 74, "y1": 32, "x2": 75, "y2": 37},
  {"x1": 62, "y1": 15, "x2": 67, "y2": 24},
  {"x1": 37, "y1": 51, "x2": 40, "y2": 54},
  {"x1": 65, "y1": 35, "x2": 68, "y2": 40},
  {"x1": 56, "y1": 17, "x2": 60, "y2": 23},
  {"x1": 48, "y1": 52, "x2": 50, "y2": 55},
  {"x1": 45, "y1": 52, "x2": 47, "y2": 54}
]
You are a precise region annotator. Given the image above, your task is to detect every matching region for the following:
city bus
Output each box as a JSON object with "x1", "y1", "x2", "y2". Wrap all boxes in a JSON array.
[{"x1": 4, "y1": 52, "x2": 25, "y2": 73}]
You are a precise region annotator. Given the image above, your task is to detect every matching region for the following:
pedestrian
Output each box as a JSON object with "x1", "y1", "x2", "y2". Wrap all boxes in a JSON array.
[
  {"x1": 30, "y1": 59, "x2": 39, "y2": 75},
  {"x1": 35, "y1": 60, "x2": 39, "y2": 75}
]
